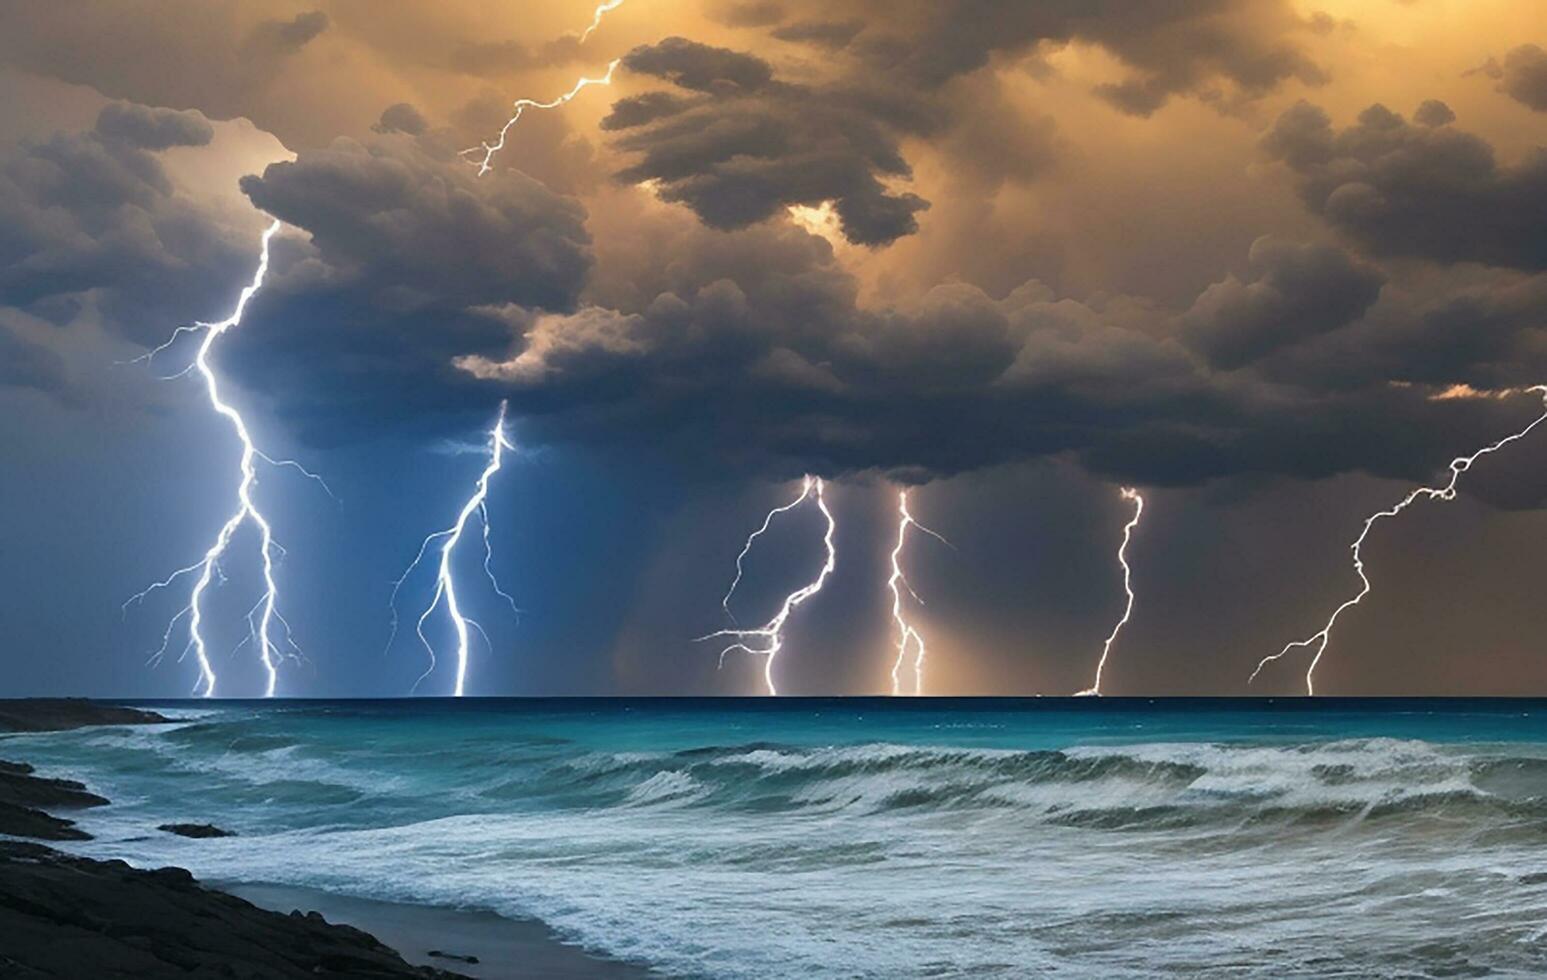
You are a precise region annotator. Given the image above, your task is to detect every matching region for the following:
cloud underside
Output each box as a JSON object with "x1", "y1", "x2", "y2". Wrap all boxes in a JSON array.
[
  {"x1": 1, "y1": 3, "x2": 1546, "y2": 495},
  {"x1": 447, "y1": 214, "x2": 1547, "y2": 487}
]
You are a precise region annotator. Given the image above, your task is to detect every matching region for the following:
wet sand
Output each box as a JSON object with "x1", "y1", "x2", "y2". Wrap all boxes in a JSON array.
[{"x1": 229, "y1": 882, "x2": 657, "y2": 979}]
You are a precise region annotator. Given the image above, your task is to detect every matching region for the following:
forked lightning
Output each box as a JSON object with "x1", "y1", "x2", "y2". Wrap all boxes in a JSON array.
[
  {"x1": 460, "y1": 1, "x2": 629, "y2": 176},
  {"x1": 888, "y1": 489, "x2": 950, "y2": 696},
  {"x1": 388, "y1": 401, "x2": 518, "y2": 696},
  {"x1": 126, "y1": 220, "x2": 320, "y2": 697},
  {"x1": 1251, "y1": 386, "x2": 1547, "y2": 695},
  {"x1": 701, "y1": 477, "x2": 837, "y2": 695},
  {"x1": 722, "y1": 476, "x2": 815, "y2": 622}
]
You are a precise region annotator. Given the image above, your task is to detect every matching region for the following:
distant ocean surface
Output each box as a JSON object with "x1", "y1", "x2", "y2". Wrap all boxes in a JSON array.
[{"x1": 12, "y1": 698, "x2": 1547, "y2": 978}]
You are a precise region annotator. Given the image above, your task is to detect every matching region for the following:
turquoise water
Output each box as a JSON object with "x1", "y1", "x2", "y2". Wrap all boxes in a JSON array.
[{"x1": 10, "y1": 698, "x2": 1547, "y2": 977}]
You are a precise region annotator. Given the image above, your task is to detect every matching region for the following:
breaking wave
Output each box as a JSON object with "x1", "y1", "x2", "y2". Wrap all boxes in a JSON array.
[
  {"x1": 498, "y1": 738, "x2": 1547, "y2": 833},
  {"x1": 19, "y1": 700, "x2": 1547, "y2": 978}
]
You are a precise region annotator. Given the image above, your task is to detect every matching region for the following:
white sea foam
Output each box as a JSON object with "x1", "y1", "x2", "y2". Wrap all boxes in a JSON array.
[{"x1": 37, "y1": 705, "x2": 1547, "y2": 978}]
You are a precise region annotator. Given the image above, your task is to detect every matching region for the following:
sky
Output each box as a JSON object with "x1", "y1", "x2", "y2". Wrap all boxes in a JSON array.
[{"x1": 4, "y1": 0, "x2": 1547, "y2": 698}]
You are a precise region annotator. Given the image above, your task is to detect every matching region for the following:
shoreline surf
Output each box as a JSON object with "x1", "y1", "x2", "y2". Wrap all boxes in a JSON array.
[{"x1": 11, "y1": 697, "x2": 1547, "y2": 977}]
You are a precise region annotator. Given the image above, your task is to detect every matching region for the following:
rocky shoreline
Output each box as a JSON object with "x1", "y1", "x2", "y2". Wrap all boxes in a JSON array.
[
  {"x1": 0, "y1": 699, "x2": 470, "y2": 979},
  {"x1": 0, "y1": 700, "x2": 152, "y2": 842},
  {"x1": 0, "y1": 758, "x2": 103, "y2": 841}
]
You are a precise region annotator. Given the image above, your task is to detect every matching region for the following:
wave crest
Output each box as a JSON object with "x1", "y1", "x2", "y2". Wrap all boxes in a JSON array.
[{"x1": 526, "y1": 738, "x2": 1547, "y2": 830}]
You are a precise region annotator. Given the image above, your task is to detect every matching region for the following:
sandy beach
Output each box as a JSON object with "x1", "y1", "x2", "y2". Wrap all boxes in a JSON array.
[{"x1": 228, "y1": 882, "x2": 654, "y2": 979}]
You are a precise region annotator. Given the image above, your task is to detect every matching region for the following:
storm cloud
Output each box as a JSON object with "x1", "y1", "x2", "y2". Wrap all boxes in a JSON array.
[
  {"x1": 0, "y1": 101, "x2": 257, "y2": 343},
  {"x1": 3, "y1": 4, "x2": 1544, "y2": 489},
  {"x1": 608, "y1": 38, "x2": 929, "y2": 246},
  {"x1": 1264, "y1": 101, "x2": 1547, "y2": 270},
  {"x1": 93, "y1": 102, "x2": 214, "y2": 150},
  {"x1": 445, "y1": 208, "x2": 1536, "y2": 489},
  {"x1": 220, "y1": 129, "x2": 594, "y2": 442},
  {"x1": 1496, "y1": 44, "x2": 1547, "y2": 112},
  {"x1": 1181, "y1": 238, "x2": 1385, "y2": 370},
  {"x1": 765, "y1": 0, "x2": 1327, "y2": 114}
]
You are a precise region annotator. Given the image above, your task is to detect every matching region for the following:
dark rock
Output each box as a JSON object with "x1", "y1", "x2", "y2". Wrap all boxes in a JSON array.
[
  {"x1": 0, "y1": 801, "x2": 91, "y2": 841},
  {"x1": 0, "y1": 699, "x2": 170, "y2": 733},
  {"x1": 0, "y1": 765, "x2": 110, "y2": 811},
  {"x1": 158, "y1": 823, "x2": 236, "y2": 839},
  {"x1": 0, "y1": 842, "x2": 468, "y2": 978},
  {"x1": 428, "y1": 950, "x2": 481, "y2": 964},
  {"x1": 0, "y1": 757, "x2": 112, "y2": 841},
  {"x1": 0, "y1": 712, "x2": 464, "y2": 977}
]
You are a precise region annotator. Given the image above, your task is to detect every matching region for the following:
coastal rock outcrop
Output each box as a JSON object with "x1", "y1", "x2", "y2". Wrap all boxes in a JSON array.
[
  {"x1": 158, "y1": 822, "x2": 236, "y2": 839},
  {"x1": 0, "y1": 841, "x2": 468, "y2": 978}
]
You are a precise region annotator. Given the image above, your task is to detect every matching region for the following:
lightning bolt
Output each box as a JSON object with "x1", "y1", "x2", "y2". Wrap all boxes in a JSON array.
[
  {"x1": 721, "y1": 476, "x2": 815, "y2": 623},
  {"x1": 579, "y1": 0, "x2": 628, "y2": 43},
  {"x1": 1076, "y1": 487, "x2": 1144, "y2": 697},
  {"x1": 461, "y1": 61, "x2": 620, "y2": 176},
  {"x1": 1251, "y1": 386, "x2": 1547, "y2": 695},
  {"x1": 387, "y1": 401, "x2": 518, "y2": 697},
  {"x1": 124, "y1": 219, "x2": 319, "y2": 698},
  {"x1": 459, "y1": 1, "x2": 628, "y2": 175},
  {"x1": 461, "y1": 60, "x2": 619, "y2": 176},
  {"x1": 889, "y1": 489, "x2": 951, "y2": 696},
  {"x1": 700, "y1": 477, "x2": 837, "y2": 696}
]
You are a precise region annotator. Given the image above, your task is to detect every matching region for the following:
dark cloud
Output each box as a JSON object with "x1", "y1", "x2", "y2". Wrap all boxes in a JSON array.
[
  {"x1": 598, "y1": 92, "x2": 693, "y2": 130},
  {"x1": 1, "y1": 3, "x2": 1534, "y2": 496},
  {"x1": 609, "y1": 3, "x2": 1326, "y2": 246},
  {"x1": 0, "y1": 324, "x2": 65, "y2": 393},
  {"x1": 372, "y1": 103, "x2": 429, "y2": 136},
  {"x1": 94, "y1": 102, "x2": 213, "y2": 150},
  {"x1": 1181, "y1": 237, "x2": 1384, "y2": 369},
  {"x1": 389, "y1": 181, "x2": 1547, "y2": 494},
  {"x1": 610, "y1": 38, "x2": 929, "y2": 246},
  {"x1": 840, "y1": 0, "x2": 1325, "y2": 114},
  {"x1": 450, "y1": 217, "x2": 1160, "y2": 476},
  {"x1": 223, "y1": 131, "x2": 593, "y2": 443},
  {"x1": 0, "y1": 106, "x2": 254, "y2": 343},
  {"x1": 240, "y1": 135, "x2": 590, "y2": 313},
  {"x1": 1413, "y1": 99, "x2": 1455, "y2": 127},
  {"x1": 1264, "y1": 101, "x2": 1547, "y2": 270},
  {"x1": 1241, "y1": 266, "x2": 1547, "y2": 397},
  {"x1": 191, "y1": 119, "x2": 1545, "y2": 492},
  {"x1": 1500, "y1": 44, "x2": 1547, "y2": 111},
  {"x1": 442, "y1": 209, "x2": 1496, "y2": 487},
  {"x1": 622, "y1": 37, "x2": 774, "y2": 93},
  {"x1": 1362, "y1": 278, "x2": 1547, "y2": 392}
]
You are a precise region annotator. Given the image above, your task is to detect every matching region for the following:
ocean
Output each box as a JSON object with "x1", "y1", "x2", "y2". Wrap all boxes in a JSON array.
[{"x1": 9, "y1": 698, "x2": 1547, "y2": 978}]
